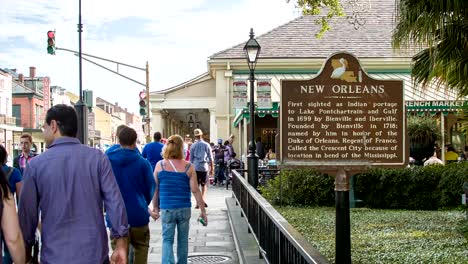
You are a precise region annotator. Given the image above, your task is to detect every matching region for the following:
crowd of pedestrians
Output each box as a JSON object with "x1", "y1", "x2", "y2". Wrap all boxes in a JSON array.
[{"x1": 0, "y1": 104, "x2": 245, "y2": 263}]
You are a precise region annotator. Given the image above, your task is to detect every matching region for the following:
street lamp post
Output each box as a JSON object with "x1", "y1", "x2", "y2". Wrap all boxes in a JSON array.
[
  {"x1": 75, "y1": 0, "x2": 88, "y2": 144},
  {"x1": 243, "y1": 28, "x2": 261, "y2": 189}
]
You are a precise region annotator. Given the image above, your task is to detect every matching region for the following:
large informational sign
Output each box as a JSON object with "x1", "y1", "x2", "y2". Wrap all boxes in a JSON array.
[{"x1": 280, "y1": 52, "x2": 407, "y2": 168}]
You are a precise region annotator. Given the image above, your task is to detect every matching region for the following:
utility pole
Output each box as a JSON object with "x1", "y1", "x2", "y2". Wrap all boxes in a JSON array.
[{"x1": 145, "y1": 61, "x2": 151, "y2": 143}]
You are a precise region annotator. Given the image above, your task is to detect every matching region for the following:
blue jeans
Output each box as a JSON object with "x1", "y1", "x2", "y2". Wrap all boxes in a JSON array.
[{"x1": 161, "y1": 208, "x2": 191, "y2": 264}]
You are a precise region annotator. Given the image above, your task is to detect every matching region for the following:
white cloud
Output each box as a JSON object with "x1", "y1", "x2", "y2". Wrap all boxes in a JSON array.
[{"x1": 0, "y1": 0, "x2": 300, "y2": 113}]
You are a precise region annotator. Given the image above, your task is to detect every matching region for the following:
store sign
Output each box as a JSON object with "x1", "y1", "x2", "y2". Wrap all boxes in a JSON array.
[
  {"x1": 257, "y1": 79, "x2": 272, "y2": 109},
  {"x1": 280, "y1": 52, "x2": 407, "y2": 168},
  {"x1": 406, "y1": 100, "x2": 468, "y2": 111},
  {"x1": 233, "y1": 79, "x2": 248, "y2": 109}
]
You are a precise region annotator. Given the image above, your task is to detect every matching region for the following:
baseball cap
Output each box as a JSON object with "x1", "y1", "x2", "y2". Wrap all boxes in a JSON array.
[
  {"x1": 217, "y1": 139, "x2": 223, "y2": 144},
  {"x1": 194, "y1": 129, "x2": 203, "y2": 136}
]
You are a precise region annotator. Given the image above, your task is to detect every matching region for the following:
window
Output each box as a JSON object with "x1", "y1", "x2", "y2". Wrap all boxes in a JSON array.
[
  {"x1": 35, "y1": 104, "x2": 43, "y2": 128},
  {"x1": 12, "y1": 105, "x2": 21, "y2": 126}
]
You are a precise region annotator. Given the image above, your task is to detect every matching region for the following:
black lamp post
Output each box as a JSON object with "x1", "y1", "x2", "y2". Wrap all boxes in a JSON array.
[
  {"x1": 75, "y1": 0, "x2": 88, "y2": 144},
  {"x1": 243, "y1": 28, "x2": 261, "y2": 189}
]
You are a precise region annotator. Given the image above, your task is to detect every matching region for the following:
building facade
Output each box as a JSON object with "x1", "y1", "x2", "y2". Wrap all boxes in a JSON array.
[{"x1": 0, "y1": 69, "x2": 23, "y2": 160}]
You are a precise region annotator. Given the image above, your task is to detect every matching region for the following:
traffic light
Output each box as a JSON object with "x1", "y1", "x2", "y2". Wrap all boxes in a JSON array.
[
  {"x1": 47, "y1": 31, "x2": 55, "y2": 55},
  {"x1": 139, "y1": 91, "x2": 146, "y2": 116}
]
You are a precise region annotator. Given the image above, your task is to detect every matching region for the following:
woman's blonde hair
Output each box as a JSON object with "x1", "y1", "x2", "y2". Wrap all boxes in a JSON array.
[{"x1": 163, "y1": 134, "x2": 184, "y2": 159}]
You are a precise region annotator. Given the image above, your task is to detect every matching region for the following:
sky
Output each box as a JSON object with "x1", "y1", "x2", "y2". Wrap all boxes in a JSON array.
[{"x1": 0, "y1": 0, "x2": 300, "y2": 114}]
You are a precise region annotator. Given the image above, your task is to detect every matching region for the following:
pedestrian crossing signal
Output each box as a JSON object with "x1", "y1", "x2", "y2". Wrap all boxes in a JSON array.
[{"x1": 47, "y1": 31, "x2": 56, "y2": 55}]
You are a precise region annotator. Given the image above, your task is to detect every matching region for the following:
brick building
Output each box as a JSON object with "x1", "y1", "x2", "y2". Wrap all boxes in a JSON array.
[{"x1": 12, "y1": 67, "x2": 50, "y2": 153}]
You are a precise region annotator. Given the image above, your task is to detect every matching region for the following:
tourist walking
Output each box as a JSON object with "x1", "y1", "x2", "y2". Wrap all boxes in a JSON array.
[
  {"x1": 105, "y1": 124, "x2": 129, "y2": 154},
  {"x1": 213, "y1": 139, "x2": 227, "y2": 186},
  {"x1": 0, "y1": 168, "x2": 25, "y2": 264},
  {"x1": 18, "y1": 104, "x2": 129, "y2": 264},
  {"x1": 0, "y1": 145, "x2": 22, "y2": 264},
  {"x1": 106, "y1": 126, "x2": 155, "y2": 264},
  {"x1": 142, "y1": 131, "x2": 164, "y2": 171},
  {"x1": 13, "y1": 134, "x2": 37, "y2": 174},
  {"x1": 189, "y1": 129, "x2": 213, "y2": 206},
  {"x1": 151, "y1": 135, "x2": 207, "y2": 264}
]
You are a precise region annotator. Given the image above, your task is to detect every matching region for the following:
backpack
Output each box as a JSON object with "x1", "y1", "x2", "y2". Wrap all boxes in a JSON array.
[
  {"x1": 214, "y1": 145, "x2": 226, "y2": 161},
  {"x1": 229, "y1": 158, "x2": 242, "y2": 170}
]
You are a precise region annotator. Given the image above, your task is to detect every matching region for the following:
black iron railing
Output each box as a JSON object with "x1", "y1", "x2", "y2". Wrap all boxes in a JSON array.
[{"x1": 231, "y1": 170, "x2": 329, "y2": 264}]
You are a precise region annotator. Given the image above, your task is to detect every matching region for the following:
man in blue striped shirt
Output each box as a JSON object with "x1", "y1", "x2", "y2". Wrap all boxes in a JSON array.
[
  {"x1": 189, "y1": 129, "x2": 213, "y2": 207},
  {"x1": 19, "y1": 104, "x2": 129, "y2": 264}
]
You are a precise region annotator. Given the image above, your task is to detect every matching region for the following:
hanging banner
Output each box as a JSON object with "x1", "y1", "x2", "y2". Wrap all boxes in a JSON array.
[
  {"x1": 233, "y1": 80, "x2": 248, "y2": 109},
  {"x1": 257, "y1": 79, "x2": 272, "y2": 109}
]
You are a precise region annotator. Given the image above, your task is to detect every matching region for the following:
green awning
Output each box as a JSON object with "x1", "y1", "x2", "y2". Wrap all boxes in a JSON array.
[{"x1": 233, "y1": 102, "x2": 279, "y2": 127}]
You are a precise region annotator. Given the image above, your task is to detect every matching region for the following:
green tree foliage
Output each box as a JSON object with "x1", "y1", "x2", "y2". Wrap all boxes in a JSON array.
[
  {"x1": 392, "y1": 0, "x2": 468, "y2": 94},
  {"x1": 287, "y1": 0, "x2": 344, "y2": 37}
]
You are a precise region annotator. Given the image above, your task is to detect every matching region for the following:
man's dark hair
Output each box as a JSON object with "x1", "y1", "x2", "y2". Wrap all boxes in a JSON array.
[
  {"x1": 154, "y1": 132, "x2": 162, "y2": 142},
  {"x1": 46, "y1": 104, "x2": 78, "y2": 137},
  {"x1": 115, "y1": 125, "x2": 127, "y2": 137},
  {"x1": 256, "y1": 137, "x2": 261, "y2": 142},
  {"x1": 119, "y1": 127, "x2": 137, "y2": 146},
  {"x1": 0, "y1": 145, "x2": 7, "y2": 164}
]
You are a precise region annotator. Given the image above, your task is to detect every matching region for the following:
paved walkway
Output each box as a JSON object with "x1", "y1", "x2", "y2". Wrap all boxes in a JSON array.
[{"x1": 147, "y1": 186, "x2": 238, "y2": 263}]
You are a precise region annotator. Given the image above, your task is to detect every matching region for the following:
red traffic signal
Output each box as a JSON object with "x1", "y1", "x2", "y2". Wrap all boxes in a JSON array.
[
  {"x1": 47, "y1": 31, "x2": 56, "y2": 55},
  {"x1": 139, "y1": 91, "x2": 147, "y2": 116}
]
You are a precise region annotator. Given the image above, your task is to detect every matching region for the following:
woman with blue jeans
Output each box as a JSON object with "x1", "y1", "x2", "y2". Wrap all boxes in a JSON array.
[{"x1": 151, "y1": 135, "x2": 207, "y2": 264}]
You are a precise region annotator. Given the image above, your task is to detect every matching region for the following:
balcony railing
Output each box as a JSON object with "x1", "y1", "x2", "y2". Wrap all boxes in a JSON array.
[
  {"x1": 232, "y1": 170, "x2": 329, "y2": 264},
  {"x1": 0, "y1": 114, "x2": 18, "y2": 126}
]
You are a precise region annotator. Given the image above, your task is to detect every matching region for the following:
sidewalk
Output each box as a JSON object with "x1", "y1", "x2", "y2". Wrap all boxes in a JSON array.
[{"x1": 147, "y1": 186, "x2": 238, "y2": 263}]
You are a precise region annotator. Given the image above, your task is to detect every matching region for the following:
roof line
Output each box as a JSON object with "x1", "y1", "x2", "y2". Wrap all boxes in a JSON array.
[
  {"x1": 12, "y1": 80, "x2": 35, "y2": 93},
  {"x1": 153, "y1": 72, "x2": 210, "y2": 94},
  {"x1": 209, "y1": 15, "x2": 303, "y2": 59}
]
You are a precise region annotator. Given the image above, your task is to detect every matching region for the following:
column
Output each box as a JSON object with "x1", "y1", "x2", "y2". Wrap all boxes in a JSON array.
[
  {"x1": 210, "y1": 109, "x2": 216, "y2": 143},
  {"x1": 243, "y1": 118, "x2": 248, "y2": 167},
  {"x1": 238, "y1": 120, "x2": 243, "y2": 157},
  {"x1": 151, "y1": 109, "x2": 164, "y2": 137}
]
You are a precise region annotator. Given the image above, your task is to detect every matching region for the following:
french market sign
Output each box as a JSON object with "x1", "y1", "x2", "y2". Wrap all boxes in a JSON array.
[{"x1": 406, "y1": 100, "x2": 468, "y2": 111}]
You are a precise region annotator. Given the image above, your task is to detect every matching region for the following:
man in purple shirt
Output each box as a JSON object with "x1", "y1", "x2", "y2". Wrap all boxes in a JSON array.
[{"x1": 19, "y1": 104, "x2": 129, "y2": 264}]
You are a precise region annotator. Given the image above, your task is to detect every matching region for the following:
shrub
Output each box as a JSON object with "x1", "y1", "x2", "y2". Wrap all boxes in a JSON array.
[
  {"x1": 260, "y1": 168, "x2": 335, "y2": 206},
  {"x1": 355, "y1": 163, "x2": 468, "y2": 210},
  {"x1": 260, "y1": 164, "x2": 467, "y2": 210}
]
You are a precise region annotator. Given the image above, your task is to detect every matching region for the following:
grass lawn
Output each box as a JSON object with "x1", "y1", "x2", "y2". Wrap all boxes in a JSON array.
[{"x1": 276, "y1": 207, "x2": 468, "y2": 264}]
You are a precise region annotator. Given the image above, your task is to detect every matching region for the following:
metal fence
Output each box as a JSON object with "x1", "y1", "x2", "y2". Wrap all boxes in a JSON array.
[{"x1": 231, "y1": 170, "x2": 329, "y2": 264}]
